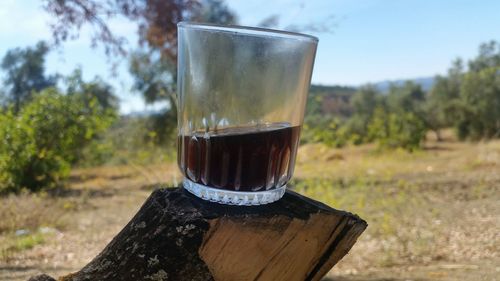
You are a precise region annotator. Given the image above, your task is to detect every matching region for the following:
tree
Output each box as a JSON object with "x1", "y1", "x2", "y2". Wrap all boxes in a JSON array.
[
  {"x1": 385, "y1": 81, "x2": 436, "y2": 139},
  {"x1": 386, "y1": 81, "x2": 425, "y2": 113},
  {"x1": 127, "y1": 0, "x2": 237, "y2": 144},
  {"x1": 346, "y1": 82, "x2": 430, "y2": 150},
  {"x1": 43, "y1": 0, "x2": 200, "y2": 59},
  {"x1": 456, "y1": 66, "x2": 500, "y2": 140},
  {"x1": 367, "y1": 107, "x2": 427, "y2": 151},
  {"x1": 43, "y1": 0, "x2": 237, "y2": 62},
  {"x1": 65, "y1": 68, "x2": 119, "y2": 111},
  {"x1": 425, "y1": 76, "x2": 452, "y2": 141},
  {"x1": 431, "y1": 41, "x2": 500, "y2": 141},
  {"x1": 425, "y1": 60, "x2": 463, "y2": 141},
  {"x1": 63, "y1": 68, "x2": 120, "y2": 163},
  {"x1": 1, "y1": 41, "x2": 57, "y2": 112},
  {"x1": 128, "y1": 0, "x2": 237, "y2": 103},
  {"x1": 468, "y1": 41, "x2": 500, "y2": 72},
  {"x1": 196, "y1": 0, "x2": 237, "y2": 25},
  {"x1": 0, "y1": 88, "x2": 116, "y2": 192},
  {"x1": 346, "y1": 85, "x2": 382, "y2": 142}
]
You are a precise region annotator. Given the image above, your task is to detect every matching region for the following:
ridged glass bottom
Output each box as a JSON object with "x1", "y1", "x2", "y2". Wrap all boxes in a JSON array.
[{"x1": 183, "y1": 179, "x2": 286, "y2": 206}]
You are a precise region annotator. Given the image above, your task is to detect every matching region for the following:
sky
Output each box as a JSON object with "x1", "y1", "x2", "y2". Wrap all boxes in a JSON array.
[{"x1": 0, "y1": 0, "x2": 499, "y2": 113}]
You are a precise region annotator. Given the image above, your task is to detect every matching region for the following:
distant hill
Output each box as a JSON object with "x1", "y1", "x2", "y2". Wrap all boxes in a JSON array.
[
  {"x1": 306, "y1": 77, "x2": 435, "y2": 117},
  {"x1": 307, "y1": 84, "x2": 357, "y2": 117},
  {"x1": 372, "y1": 76, "x2": 435, "y2": 93},
  {"x1": 123, "y1": 78, "x2": 435, "y2": 117}
]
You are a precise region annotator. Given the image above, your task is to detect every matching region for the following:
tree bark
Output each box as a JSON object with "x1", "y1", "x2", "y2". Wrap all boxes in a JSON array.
[
  {"x1": 30, "y1": 187, "x2": 367, "y2": 281},
  {"x1": 434, "y1": 129, "x2": 443, "y2": 142}
]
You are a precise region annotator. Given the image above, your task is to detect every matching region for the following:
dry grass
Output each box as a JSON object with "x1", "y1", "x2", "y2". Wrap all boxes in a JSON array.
[
  {"x1": 0, "y1": 194, "x2": 64, "y2": 234},
  {"x1": 293, "y1": 139, "x2": 500, "y2": 280},
  {"x1": 0, "y1": 139, "x2": 499, "y2": 280},
  {"x1": 0, "y1": 193, "x2": 67, "y2": 261}
]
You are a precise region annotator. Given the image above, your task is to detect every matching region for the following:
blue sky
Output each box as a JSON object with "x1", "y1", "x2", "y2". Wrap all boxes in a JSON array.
[{"x1": 0, "y1": 0, "x2": 499, "y2": 113}]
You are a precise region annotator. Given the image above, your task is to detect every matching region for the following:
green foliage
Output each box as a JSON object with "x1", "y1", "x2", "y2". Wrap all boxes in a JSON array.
[
  {"x1": 12, "y1": 233, "x2": 45, "y2": 251},
  {"x1": 426, "y1": 76, "x2": 457, "y2": 131},
  {"x1": 368, "y1": 108, "x2": 427, "y2": 151},
  {"x1": 128, "y1": 51, "x2": 178, "y2": 146},
  {"x1": 302, "y1": 40, "x2": 500, "y2": 149},
  {"x1": 450, "y1": 41, "x2": 500, "y2": 140},
  {"x1": 301, "y1": 85, "x2": 356, "y2": 147},
  {"x1": 197, "y1": 0, "x2": 238, "y2": 25},
  {"x1": 129, "y1": 51, "x2": 176, "y2": 105},
  {"x1": 346, "y1": 85, "x2": 381, "y2": 142},
  {"x1": 1, "y1": 232, "x2": 46, "y2": 260},
  {"x1": 302, "y1": 117, "x2": 348, "y2": 148},
  {"x1": 468, "y1": 41, "x2": 500, "y2": 72},
  {"x1": 1, "y1": 41, "x2": 57, "y2": 112},
  {"x1": 65, "y1": 68, "x2": 119, "y2": 111},
  {"x1": 455, "y1": 67, "x2": 500, "y2": 140},
  {"x1": 63, "y1": 69, "x2": 119, "y2": 166},
  {"x1": 304, "y1": 83, "x2": 430, "y2": 151},
  {"x1": 386, "y1": 82, "x2": 425, "y2": 114},
  {"x1": 425, "y1": 59, "x2": 464, "y2": 140},
  {"x1": 85, "y1": 116, "x2": 176, "y2": 166},
  {"x1": 0, "y1": 88, "x2": 116, "y2": 192}
]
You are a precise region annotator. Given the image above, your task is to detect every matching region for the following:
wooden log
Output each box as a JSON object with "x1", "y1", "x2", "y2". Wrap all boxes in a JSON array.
[
  {"x1": 28, "y1": 274, "x2": 55, "y2": 281},
  {"x1": 30, "y1": 187, "x2": 367, "y2": 281}
]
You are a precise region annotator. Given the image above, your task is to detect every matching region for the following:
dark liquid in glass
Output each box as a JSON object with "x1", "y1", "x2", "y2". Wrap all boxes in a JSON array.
[{"x1": 178, "y1": 123, "x2": 301, "y2": 192}]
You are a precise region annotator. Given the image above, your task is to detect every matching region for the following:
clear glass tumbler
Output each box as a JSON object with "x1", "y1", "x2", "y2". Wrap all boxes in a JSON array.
[{"x1": 177, "y1": 22, "x2": 318, "y2": 205}]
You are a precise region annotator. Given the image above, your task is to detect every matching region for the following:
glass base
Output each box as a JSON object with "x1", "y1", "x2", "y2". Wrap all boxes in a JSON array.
[{"x1": 182, "y1": 179, "x2": 286, "y2": 206}]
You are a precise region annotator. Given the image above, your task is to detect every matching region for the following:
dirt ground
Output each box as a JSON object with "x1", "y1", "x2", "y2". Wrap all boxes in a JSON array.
[{"x1": 0, "y1": 139, "x2": 499, "y2": 281}]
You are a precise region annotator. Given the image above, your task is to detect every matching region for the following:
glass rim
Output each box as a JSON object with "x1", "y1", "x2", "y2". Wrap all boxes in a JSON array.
[{"x1": 178, "y1": 21, "x2": 319, "y2": 43}]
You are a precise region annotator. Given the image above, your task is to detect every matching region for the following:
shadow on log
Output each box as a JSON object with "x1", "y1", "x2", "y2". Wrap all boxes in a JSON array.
[{"x1": 29, "y1": 188, "x2": 367, "y2": 281}]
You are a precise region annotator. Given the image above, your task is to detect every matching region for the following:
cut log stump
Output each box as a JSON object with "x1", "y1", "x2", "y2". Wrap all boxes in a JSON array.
[{"x1": 29, "y1": 187, "x2": 367, "y2": 281}]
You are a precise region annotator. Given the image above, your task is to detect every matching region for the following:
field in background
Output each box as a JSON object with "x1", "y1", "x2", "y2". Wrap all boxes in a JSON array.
[{"x1": 0, "y1": 136, "x2": 499, "y2": 281}]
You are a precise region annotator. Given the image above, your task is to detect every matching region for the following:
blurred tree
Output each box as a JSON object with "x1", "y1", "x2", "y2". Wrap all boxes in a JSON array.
[
  {"x1": 385, "y1": 82, "x2": 434, "y2": 138},
  {"x1": 197, "y1": 0, "x2": 237, "y2": 25},
  {"x1": 43, "y1": 0, "x2": 236, "y2": 61},
  {"x1": 127, "y1": 0, "x2": 237, "y2": 144},
  {"x1": 63, "y1": 68, "x2": 120, "y2": 163},
  {"x1": 128, "y1": 51, "x2": 177, "y2": 144},
  {"x1": 367, "y1": 107, "x2": 426, "y2": 151},
  {"x1": 425, "y1": 59, "x2": 463, "y2": 140},
  {"x1": 386, "y1": 81, "x2": 425, "y2": 113},
  {"x1": 468, "y1": 41, "x2": 500, "y2": 72},
  {"x1": 429, "y1": 41, "x2": 500, "y2": 141},
  {"x1": 128, "y1": 0, "x2": 236, "y2": 103},
  {"x1": 301, "y1": 117, "x2": 348, "y2": 148},
  {"x1": 43, "y1": 0, "x2": 199, "y2": 59},
  {"x1": 0, "y1": 41, "x2": 57, "y2": 113},
  {"x1": 0, "y1": 88, "x2": 116, "y2": 192},
  {"x1": 129, "y1": 51, "x2": 176, "y2": 105},
  {"x1": 301, "y1": 86, "x2": 356, "y2": 146},
  {"x1": 456, "y1": 66, "x2": 500, "y2": 140},
  {"x1": 346, "y1": 85, "x2": 382, "y2": 143},
  {"x1": 65, "y1": 68, "x2": 119, "y2": 111},
  {"x1": 306, "y1": 85, "x2": 355, "y2": 117}
]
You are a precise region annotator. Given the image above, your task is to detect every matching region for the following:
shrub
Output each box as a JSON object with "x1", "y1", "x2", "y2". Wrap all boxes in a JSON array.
[
  {"x1": 0, "y1": 88, "x2": 116, "y2": 192},
  {"x1": 368, "y1": 108, "x2": 427, "y2": 151},
  {"x1": 302, "y1": 117, "x2": 348, "y2": 148}
]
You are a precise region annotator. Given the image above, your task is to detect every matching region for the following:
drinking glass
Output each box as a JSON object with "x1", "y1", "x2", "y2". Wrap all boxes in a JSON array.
[{"x1": 177, "y1": 22, "x2": 318, "y2": 205}]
